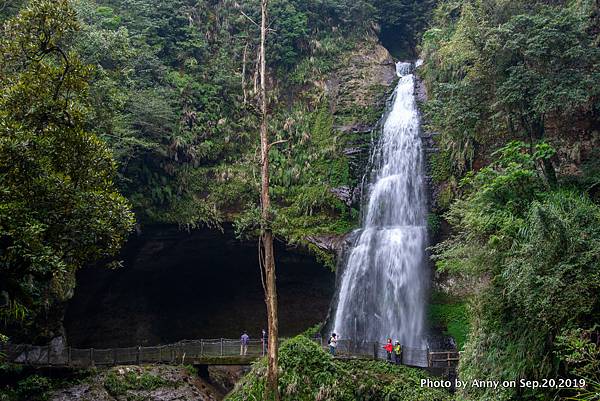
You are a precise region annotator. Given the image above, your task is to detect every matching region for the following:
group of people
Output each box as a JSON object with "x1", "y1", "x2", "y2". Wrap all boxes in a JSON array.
[
  {"x1": 239, "y1": 329, "x2": 268, "y2": 356},
  {"x1": 241, "y1": 331, "x2": 403, "y2": 364},
  {"x1": 383, "y1": 338, "x2": 403, "y2": 364},
  {"x1": 328, "y1": 333, "x2": 403, "y2": 364}
]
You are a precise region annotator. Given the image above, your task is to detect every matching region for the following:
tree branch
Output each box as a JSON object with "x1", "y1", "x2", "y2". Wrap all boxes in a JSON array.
[
  {"x1": 238, "y1": 9, "x2": 260, "y2": 28},
  {"x1": 268, "y1": 139, "x2": 288, "y2": 151}
]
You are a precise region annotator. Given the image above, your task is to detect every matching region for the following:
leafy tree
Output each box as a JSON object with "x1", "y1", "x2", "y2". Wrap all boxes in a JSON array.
[
  {"x1": 421, "y1": 0, "x2": 600, "y2": 184},
  {"x1": 269, "y1": 0, "x2": 309, "y2": 70},
  {"x1": 0, "y1": 0, "x2": 134, "y2": 341},
  {"x1": 433, "y1": 142, "x2": 600, "y2": 400},
  {"x1": 490, "y1": 7, "x2": 600, "y2": 156}
]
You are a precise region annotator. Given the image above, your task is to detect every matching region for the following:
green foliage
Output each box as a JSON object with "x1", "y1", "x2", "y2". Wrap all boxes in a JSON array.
[
  {"x1": 421, "y1": 0, "x2": 600, "y2": 185},
  {"x1": 555, "y1": 327, "x2": 600, "y2": 384},
  {"x1": 430, "y1": 150, "x2": 453, "y2": 184},
  {"x1": 14, "y1": 375, "x2": 51, "y2": 401},
  {"x1": 103, "y1": 368, "x2": 174, "y2": 397},
  {"x1": 301, "y1": 323, "x2": 323, "y2": 339},
  {"x1": 428, "y1": 293, "x2": 470, "y2": 350},
  {"x1": 0, "y1": 366, "x2": 95, "y2": 401},
  {"x1": 268, "y1": 0, "x2": 309, "y2": 69},
  {"x1": 268, "y1": 100, "x2": 359, "y2": 244},
  {"x1": 0, "y1": 0, "x2": 134, "y2": 339},
  {"x1": 372, "y1": 0, "x2": 436, "y2": 57},
  {"x1": 0, "y1": 372, "x2": 52, "y2": 401},
  {"x1": 433, "y1": 141, "x2": 600, "y2": 401},
  {"x1": 227, "y1": 336, "x2": 453, "y2": 401},
  {"x1": 307, "y1": 244, "x2": 337, "y2": 271},
  {"x1": 427, "y1": 213, "x2": 442, "y2": 236},
  {"x1": 59, "y1": 0, "x2": 380, "y2": 240},
  {"x1": 183, "y1": 364, "x2": 198, "y2": 377}
]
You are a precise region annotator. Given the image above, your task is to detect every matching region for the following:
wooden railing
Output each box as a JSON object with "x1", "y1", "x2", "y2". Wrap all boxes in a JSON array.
[
  {"x1": 428, "y1": 350, "x2": 461, "y2": 368},
  {"x1": 1, "y1": 338, "x2": 459, "y2": 369}
]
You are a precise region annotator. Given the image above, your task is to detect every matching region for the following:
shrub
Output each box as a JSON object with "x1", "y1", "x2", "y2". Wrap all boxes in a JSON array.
[
  {"x1": 226, "y1": 336, "x2": 453, "y2": 401},
  {"x1": 15, "y1": 375, "x2": 51, "y2": 401}
]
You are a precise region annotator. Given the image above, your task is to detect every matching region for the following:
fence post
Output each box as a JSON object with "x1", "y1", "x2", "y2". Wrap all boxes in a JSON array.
[
  {"x1": 373, "y1": 342, "x2": 377, "y2": 360},
  {"x1": 47, "y1": 345, "x2": 51, "y2": 366},
  {"x1": 427, "y1": 347, "x2": 431, "y2": 368},
  {"x1": 113, "y1": 348, "x2": 117, "y2": 365},
  {"x1": 200, "y1": 340, "x2": 204, "y2": 357},
  {"x1": 90, "y1": 348, "x2": 94, "y2": 367},
  {"x1": 136, "y1": 346, "x2": 141, "y2": 365},
  {"x1": 220, "y1": 338, "x2": 223, "y2": 357},
  {"x1": 159, "y1": 347, "x2": 162, "y2": 363}
]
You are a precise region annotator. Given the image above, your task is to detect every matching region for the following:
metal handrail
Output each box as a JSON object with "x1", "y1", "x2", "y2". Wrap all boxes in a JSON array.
[{"x1": 0, "y1": 338, "x2": 458, "y2": 369}]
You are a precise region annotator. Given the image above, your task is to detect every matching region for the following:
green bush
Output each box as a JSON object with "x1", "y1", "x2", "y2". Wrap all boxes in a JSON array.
[
  {"x1": 14, "y1": 375, "x2": 51, "y2": 401},
  {"x1": 427, "y1": 213, "x2": 442, "y2": 236},
  {"x1": 433, "y1": 142, "x2": 600, "y2": 401},
  {"x1": 103, "y1": 368, "x2": 174, "y2": 397},
  {"x1": 226, "y1": 336, "x2": 453, "y2": 401}
]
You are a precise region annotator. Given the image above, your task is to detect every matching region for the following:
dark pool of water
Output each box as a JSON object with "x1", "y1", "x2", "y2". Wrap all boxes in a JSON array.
[{"x1": 64, "y1": 225, "x2": 334, "y2": 348}]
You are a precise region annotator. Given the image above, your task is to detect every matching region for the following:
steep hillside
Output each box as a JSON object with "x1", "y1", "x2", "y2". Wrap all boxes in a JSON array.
[{"x1": 421, "y1": 1, "x2": 600, "y2": 400}]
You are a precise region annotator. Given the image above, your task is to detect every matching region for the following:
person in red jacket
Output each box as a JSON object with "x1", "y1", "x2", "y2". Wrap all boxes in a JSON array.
[{"x1": 383, "y1": 338, "x2": 393, "y2": 361}]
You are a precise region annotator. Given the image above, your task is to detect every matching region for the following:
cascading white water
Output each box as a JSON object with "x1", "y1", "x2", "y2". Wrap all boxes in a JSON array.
[{"x1": 333, "y1": 61, "x2": 427, "y2": 347}]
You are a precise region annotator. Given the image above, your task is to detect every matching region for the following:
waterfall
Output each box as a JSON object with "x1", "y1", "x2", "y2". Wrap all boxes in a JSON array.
[{"x1": 332, "y1": 61, "x2": 427, "y2": 347}]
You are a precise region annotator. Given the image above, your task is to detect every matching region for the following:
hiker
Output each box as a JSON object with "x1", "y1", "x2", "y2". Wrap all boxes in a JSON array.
[
  {"x1": 240, "y1": 331, "x2": 250, "y2": 356},
  {"x1": 393, "y1": 341, "x2": 402, "y2": 365},
  {"x1": 383, "y1": 338, "x2": 393, "y2": 362},
  {"x1": 328, "y1": 333, "x2": 338, "y2": 356},
  {"x1": 261, "y1": 329, "x2": 268, "y2": 356}
]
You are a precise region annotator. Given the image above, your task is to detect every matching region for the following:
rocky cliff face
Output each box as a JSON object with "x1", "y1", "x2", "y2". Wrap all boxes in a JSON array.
[
  {"x1": 306, "y1": 38, "x2": 397, "y2": 257},
  {"x1": 330, "y1": 39, "x2": 397, "y2": 201}
]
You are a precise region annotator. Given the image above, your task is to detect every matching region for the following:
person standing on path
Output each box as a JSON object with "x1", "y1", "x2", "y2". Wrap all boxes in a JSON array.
[
  {"x1": 393, "y1": 341, "x2": 402, "y2": 364},
  {"x1": 329, "y1": 333, "x2": 338, "y2": 356},
  {"x1": 261, "y1": 328, "x2": 268, "y2": 356},
  {"x1": 383, "y1": 338, "x2": 393, "y2": 362},
  {"x1": 240, "y1": 331, "x2": 250, "y2": 356}
]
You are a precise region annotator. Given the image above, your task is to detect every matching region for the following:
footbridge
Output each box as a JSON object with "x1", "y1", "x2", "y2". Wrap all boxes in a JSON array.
[{"x1": 1, "y1": 338, "x2": 458, "y2": 370}]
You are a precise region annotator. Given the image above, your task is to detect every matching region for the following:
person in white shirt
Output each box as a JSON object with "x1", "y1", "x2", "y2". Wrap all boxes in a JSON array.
[{"x1": 328, "y1": 333, "x2": 338, "y2": 356}]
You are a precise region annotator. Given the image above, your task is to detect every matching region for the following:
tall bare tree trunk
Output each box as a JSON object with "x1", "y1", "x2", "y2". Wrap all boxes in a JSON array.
[{"x1": 258, "y1": 0, "x2": 279, "y2": 400}]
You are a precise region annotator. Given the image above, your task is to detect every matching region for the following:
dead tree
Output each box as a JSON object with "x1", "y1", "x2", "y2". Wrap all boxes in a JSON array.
[{"x1": 257, "y1": 0, "x2": 279, "y2": 399}]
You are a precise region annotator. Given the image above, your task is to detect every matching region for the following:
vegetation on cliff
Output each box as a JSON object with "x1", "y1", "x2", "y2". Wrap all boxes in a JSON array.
[
  {"x1": 0, "y1": 0, "x2": 433, "y2": 340},
  {"x1": 422, "y1": 1, "x2": 600, "y2": 400}
]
